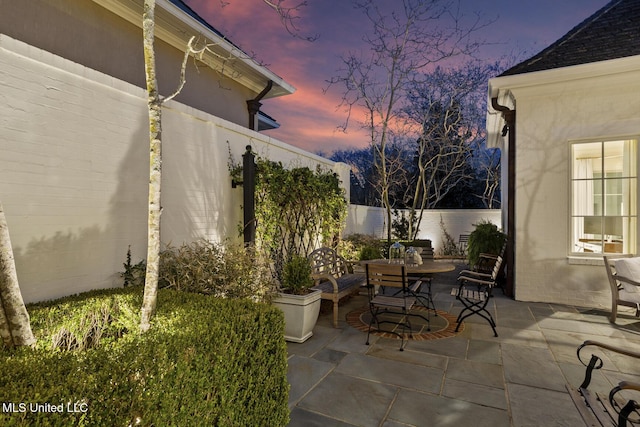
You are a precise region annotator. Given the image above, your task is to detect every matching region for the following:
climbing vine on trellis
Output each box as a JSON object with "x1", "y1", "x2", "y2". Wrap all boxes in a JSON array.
[{"x1": 230, "y1": 155, "x2": 347, "y2": 281}]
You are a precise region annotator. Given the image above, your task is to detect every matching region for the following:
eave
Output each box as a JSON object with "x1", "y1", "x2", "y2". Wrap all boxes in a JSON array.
[
  {"x1": 486, "y1": 54, "x2": 640, "y2": 149},
  {"x1": 91, "y1": 0, "x2": 296, "y2": 99}
]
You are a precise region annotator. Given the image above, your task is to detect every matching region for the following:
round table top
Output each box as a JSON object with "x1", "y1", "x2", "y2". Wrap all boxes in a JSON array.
[{"x1": 359, "y1": 259, "x2": 456, "y2": 274}]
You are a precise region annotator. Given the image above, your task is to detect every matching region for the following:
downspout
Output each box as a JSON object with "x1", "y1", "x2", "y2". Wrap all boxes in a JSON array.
[
  {"x1": 247, "y1": 80, "x2": 273, "y2": 131},
  {"x1": 491, "y1": 97, "x2": 516, "y2": 298}
]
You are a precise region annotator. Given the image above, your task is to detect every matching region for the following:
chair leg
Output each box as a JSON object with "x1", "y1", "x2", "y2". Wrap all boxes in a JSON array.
[
  {"x1": 610, "y1": 302, "x2": 618, "y2": 323},
  {"x1": 333, "y1": 299, "x2": 339, "y2": 328},
  {"x1": 366, "y1": 306, "x2": 409, "y2": 351},
  {"x1": 409, "y1": 277, "x2": 437, "y2": 316},
  {"x1": 455, "y1": 291, "x2": 498, "y2": 337}
]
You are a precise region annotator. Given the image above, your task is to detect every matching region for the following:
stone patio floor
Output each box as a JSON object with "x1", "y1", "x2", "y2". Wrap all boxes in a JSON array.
[{"x1": 286, "y1": 261, "x2": 640, "y2": 426}]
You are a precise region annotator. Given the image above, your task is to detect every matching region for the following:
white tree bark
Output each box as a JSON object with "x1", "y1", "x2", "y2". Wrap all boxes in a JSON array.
[
  {"x1": 140, "y1": 0, "x2": 162, "y2": 332},
  {"x1": 0, "y1": 202, "x2": 35, "y2": 347},
  {"x1": 138, "y1": 0, "x2": 310, "y2": 331}
]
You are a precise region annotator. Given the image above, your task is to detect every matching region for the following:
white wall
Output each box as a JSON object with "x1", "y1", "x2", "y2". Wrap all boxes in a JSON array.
[
  {"x1": 491, "y1": 56, "x2": 640, "y2": 310},
  {"x1": 345, "y1": 205, "x2": 501, "y2": 255},
  {"x1": 0, "y1": 35, "x2": 346, "y2": 303}
]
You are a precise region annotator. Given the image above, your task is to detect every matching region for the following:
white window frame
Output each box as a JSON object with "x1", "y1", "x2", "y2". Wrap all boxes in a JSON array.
[{"x1": 570, "y1": 138, "x2": 638, "y2": 256}]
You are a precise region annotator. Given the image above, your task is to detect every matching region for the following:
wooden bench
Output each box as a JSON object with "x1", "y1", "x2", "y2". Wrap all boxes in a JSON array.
[
  {"x1": 308, "y1": 247, "x2": 366, "y2": 328},
  {"x1": 567, "y1": 340, "x2": 640, "y2": 426}
]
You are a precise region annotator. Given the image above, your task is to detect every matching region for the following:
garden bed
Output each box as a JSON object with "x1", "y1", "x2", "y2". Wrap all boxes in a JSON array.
[{"x1": 0, "y1": 286, "x2": 289, "y2": 426}]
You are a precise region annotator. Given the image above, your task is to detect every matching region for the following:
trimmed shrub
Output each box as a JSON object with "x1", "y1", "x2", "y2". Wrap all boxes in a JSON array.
[
  {"x1": 339, "y1": 234, "x2": 385, "y2": 261},
  {"x1": 0, "y1": 287, "x2": 289, "y2": 426},
  {"x1": 281, "y1": 255, "x2": 314, "y2": 295}
]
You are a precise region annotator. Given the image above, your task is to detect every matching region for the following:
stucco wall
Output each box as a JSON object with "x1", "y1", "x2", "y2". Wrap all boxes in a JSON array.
[
  {"x1": 0, "y1": 35, "x2": 345, "y2": 303},
  {"x1": 503, "y1": 59, "x2": 640, "y2": 309},
  {"x1": 0, "y1": 0, "x2": 254, "y2": 129},
  {"x1": 345, "y1": 205, "x2": 501, "y2": 255}
]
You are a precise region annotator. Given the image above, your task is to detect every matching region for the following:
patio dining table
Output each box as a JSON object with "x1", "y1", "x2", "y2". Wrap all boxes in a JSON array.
[{"x1": 359, "y1": 259, "x2": 456, "y2": 276}]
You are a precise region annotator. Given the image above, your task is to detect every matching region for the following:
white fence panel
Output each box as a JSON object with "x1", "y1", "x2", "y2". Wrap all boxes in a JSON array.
[{"x1": 345, "y1": 205, "x2": 502, "y2": 256}]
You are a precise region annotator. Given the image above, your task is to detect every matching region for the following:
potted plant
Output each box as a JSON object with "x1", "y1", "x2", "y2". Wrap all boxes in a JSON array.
[
  {"x1": 467, "y1": 220, "x2": 507, "y2": 268},
  {"x1": 272, "y1": 255, "x2": 321, "y2": 343}
]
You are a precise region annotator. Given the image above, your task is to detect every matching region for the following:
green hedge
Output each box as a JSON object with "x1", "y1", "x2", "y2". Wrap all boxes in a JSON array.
[{"x1": 0, "y1": 287, "x2": 289, "y2": 426}]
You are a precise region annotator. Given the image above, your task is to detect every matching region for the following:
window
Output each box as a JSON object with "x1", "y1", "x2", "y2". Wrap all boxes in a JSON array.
[{"x1": 571, "y1": 139, "x2": 637, "y2": 255}]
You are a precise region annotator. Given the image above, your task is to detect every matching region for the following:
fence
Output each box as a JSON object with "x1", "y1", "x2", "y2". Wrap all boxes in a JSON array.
[{"x1": 345, "y1": 205, "x2": 502, "y2": 256}]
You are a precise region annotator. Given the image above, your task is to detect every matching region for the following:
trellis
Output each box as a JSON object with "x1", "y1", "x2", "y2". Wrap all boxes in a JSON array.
[{"x1": 231, "y1": 153, "x2": 347, "y2": 282}]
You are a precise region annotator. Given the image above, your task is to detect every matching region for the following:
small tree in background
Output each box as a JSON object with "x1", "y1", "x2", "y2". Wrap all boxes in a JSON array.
[{"x1": 328, "y1": 0, "x2": 491, "y2": 247}]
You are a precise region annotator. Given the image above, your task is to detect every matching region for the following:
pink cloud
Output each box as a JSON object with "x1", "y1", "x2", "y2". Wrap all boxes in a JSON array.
[{"x1": 181, "y1": 0, "x2": 608, "y2": 154}]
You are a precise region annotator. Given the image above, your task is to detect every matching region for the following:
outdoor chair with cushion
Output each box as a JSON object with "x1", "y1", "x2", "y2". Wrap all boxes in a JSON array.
[
  {"x1": 604, "y1": 256, "x2": 640, "y2": 323},
  {"x1": 567, "y1": 340, "x2": 640, "y2": 427},
  {"x1": 451, "y1": 255, "x2": 503, "y2": 337},
  {"x1": 308, "y1": 247, "x2": 366, "y2": 328},
  {"x1": 365, "y1": 263, "x2": 429, "y2": 351}
]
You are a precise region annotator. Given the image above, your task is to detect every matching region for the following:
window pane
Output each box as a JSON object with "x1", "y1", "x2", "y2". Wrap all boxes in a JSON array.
[
  {"x1": 604, "y1": 177, "x2": 622, "y2": 215},
  {"x1": 572, "y1": 143, "x2": 601, "y2": 179},
  {"x1": 572, "y1": 181, "x2": 598, "y2": 215},
  {"x1": 573, "y1": 217, "x2": 602, "y2": 253},
  {"x1": 603, "y1": 216, "x2": 622, "y2": 237},
  {"x1": 604, "y1": 140, "x2": 624, "y2": 176}
]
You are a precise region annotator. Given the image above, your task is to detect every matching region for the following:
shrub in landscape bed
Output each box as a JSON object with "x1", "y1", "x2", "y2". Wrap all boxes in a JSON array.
[
  {"x1": 0, "y1": 287, "x2": 289, "y2": 426},
  {"x1": 123, "y1": 240, "x2": 278, "y2": 303},
  {"x1": 338, "y1": 234, "x2": 385, "y2": 262}
]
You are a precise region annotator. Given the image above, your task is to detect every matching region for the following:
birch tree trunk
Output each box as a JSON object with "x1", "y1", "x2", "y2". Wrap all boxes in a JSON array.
[
  {"x1": 0, "y1": 202, "x2": 35, "y2": 347},
  {"x1": 136, "y1": 0, "x2": 310, "y2": 331},
  {"x1": 140, "y1": 0, "x2": 162, "y2": 332}
]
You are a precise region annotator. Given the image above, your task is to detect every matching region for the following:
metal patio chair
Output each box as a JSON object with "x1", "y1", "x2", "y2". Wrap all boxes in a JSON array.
[
  {"x1": 451, "y1": 255, "x2": 503, "y2": 337},
  {"x1": 365, "y1": 263, "x2": 429, "y2": 351},
  {"x1": 567, "y1": 340, "x2": 640, "y2": 426}
]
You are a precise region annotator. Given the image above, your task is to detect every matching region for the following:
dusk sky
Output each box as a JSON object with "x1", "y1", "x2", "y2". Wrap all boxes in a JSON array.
[{"x1": 182, "y1": 0, "x2": 607, "y2": 154}]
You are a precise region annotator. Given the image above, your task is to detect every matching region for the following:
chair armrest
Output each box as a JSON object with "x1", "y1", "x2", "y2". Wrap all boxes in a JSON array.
[
  {"x1": 458, "y1": 274, "x2": 493, "y2": 287},
  {"x1": 343, "y1": 259, "x2": 357, "y2": 274},
  {"x1": 609, "y1": 381, "x2": 640, "y2": 423},
  {"x1": 311, "y1": 273, "x2": 339, "y2": 293},
  {"x1": 615, "y1": 275, "x2": 640, "y2": 288},
  {"x1": 579, "y1": 340, "x2": 640, "y2": 361},
  {"x1": 458, "y1": 269, "x2": 492, "y2": 280},
  {"x1": 615, "y1": 381, "x2": 640, "y2": 393}
]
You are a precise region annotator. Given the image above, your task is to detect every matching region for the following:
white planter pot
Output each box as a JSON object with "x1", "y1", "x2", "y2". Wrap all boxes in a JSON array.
[{"x1": 273, "y1": 288, "x2": 322, "y2": 343}]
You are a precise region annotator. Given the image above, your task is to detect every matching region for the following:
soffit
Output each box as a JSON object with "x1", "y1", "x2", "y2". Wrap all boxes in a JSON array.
[{"x1": 91, "y1": 0, "x2": 295, "y2": 99}]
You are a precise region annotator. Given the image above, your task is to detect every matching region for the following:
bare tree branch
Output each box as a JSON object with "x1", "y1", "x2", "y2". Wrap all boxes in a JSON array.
[
  {"x1": 262, "y1": 0, "x2": 318, "y2": 41},
  {"x1": 328, "y1": 0, "x2": 493, "y2": 243}
]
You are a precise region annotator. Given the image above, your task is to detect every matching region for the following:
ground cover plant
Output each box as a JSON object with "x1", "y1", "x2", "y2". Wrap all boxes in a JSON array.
[{"x1": 0, "y1": 286, "x2": 289, "y2": 426}]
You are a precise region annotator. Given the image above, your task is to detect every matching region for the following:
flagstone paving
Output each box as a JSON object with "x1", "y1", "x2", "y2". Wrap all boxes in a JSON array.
[{"x1": 286, "y1": 262, "x2": 640, "y2": 426}]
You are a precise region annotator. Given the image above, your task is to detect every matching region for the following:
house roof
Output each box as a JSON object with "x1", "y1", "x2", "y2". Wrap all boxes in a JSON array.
[{"x1": 500, "y1": 0, "x2": 640, "y2": 76}]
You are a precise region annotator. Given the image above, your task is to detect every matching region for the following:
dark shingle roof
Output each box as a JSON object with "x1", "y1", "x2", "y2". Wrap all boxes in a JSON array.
[
  {"x1": 167, "y1": 0, "x2": 226, "y2": 39},
  {"x1": 500, "y1": 0, "x2": 640, "y2": 76}
]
